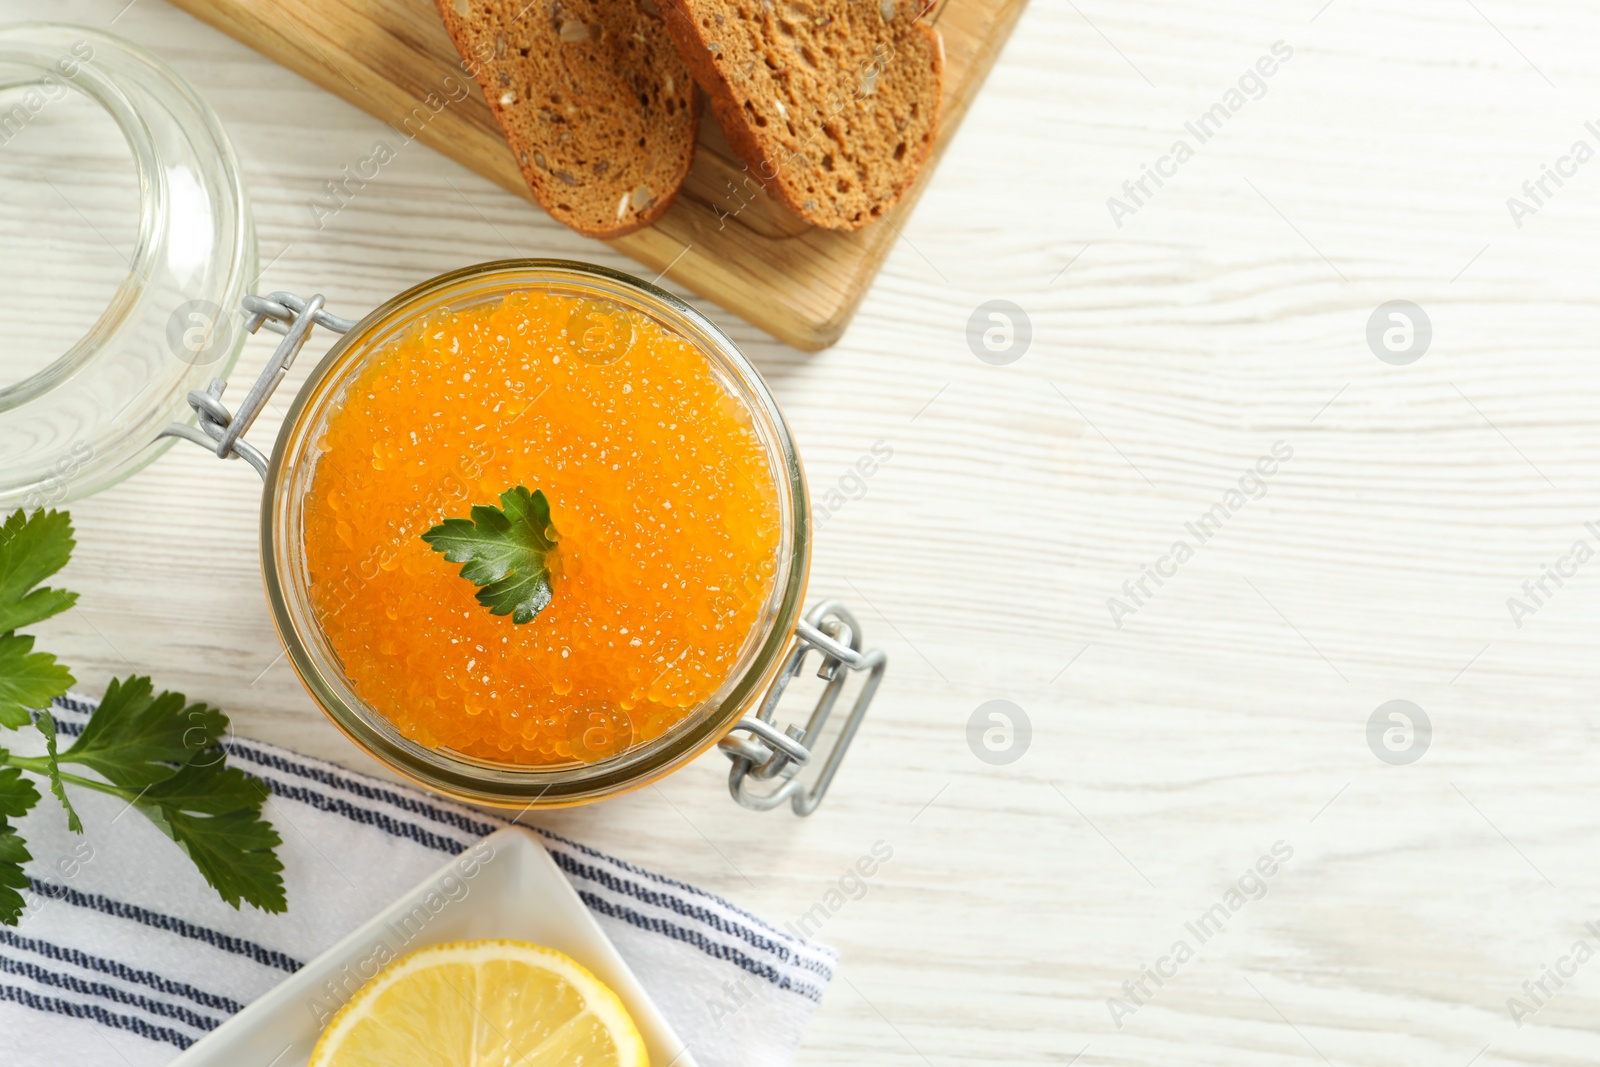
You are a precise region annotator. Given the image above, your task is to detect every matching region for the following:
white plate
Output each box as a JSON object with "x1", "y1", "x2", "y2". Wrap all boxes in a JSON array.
[{"x1": 170, "y1": 826, "x2": 694, "y2": 1067}]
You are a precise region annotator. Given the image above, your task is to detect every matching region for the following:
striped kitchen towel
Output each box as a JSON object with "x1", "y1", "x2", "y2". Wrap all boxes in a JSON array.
[{"x1": 0, "y1": 693, "x2": 837, "y2": 1067}]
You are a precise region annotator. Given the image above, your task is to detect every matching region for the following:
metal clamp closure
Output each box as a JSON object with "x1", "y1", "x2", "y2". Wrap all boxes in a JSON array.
[
  {"x1": 158, "y1": 292, "x2": 355, "y2": 477},
  {"x1": 719, "y1": 600, "x2": 887, "y2": 816}
]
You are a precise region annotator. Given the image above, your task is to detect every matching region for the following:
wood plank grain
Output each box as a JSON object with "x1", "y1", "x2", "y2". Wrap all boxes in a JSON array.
[
  {"x1": 163, "y1": 0, "x2": 1027, "y2": 350},
  {"x1": 13, "y1": 0, "x2": 1600, "y2": 1063}
]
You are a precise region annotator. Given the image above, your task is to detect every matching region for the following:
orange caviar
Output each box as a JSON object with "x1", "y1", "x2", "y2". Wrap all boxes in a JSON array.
[{"x1": 302, "y1": 290, "x2": 782, "y2": 766}]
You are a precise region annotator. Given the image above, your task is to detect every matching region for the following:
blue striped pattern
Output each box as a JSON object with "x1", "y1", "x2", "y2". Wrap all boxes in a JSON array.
[
  {"x1": 0, "y1": 953, "x2": 222, "y2": 1033},
  {"x1": 0, "y1": 984, "x2": 197, "y2": 1050},
  {"x1": 23, "y1": 880, "x2": 304, "y2": 974},
  {"x1": 0, "y1": 930, "x2": 245, "y2": 1013},
  {"x1": 549, "y1": 851, "x2": 834, "y2": 982}
]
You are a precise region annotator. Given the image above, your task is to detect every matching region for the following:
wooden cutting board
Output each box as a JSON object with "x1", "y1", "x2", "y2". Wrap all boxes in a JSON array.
[{"x1": 168, "y1": 0, "x2": 1026, "y2": 350}]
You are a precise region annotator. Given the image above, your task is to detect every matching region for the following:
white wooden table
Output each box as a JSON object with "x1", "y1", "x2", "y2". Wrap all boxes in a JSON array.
[{"x1": 6, "y1": 0, "x2": 1600, "y2": 1063}]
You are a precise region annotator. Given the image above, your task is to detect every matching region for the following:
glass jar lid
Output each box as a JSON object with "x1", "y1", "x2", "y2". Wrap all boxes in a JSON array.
[{"x1": 0, "y1": 24, "x2": 255, "y2": 510}]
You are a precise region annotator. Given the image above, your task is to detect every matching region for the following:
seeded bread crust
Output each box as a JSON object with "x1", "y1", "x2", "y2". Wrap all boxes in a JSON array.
[
  {"x1": 437, "y1": 0, "x2": 700, "y2": 238},
  {"x1": 658, "y1": 0, "x2": 942, "y2": 231}
]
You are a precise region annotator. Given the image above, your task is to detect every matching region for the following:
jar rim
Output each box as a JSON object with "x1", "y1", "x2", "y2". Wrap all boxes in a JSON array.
[{"x1": 261, "y1": 259, "x2": 812, "y2": 807}]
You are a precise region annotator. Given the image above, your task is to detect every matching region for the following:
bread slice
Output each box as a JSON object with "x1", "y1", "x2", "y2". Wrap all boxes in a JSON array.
[
  {"x1": 437, "y1": 0, "x2": 700, "y2": 237},
  {"x1": 658, "y1": 0, "x2": 942, "y2": 231}
]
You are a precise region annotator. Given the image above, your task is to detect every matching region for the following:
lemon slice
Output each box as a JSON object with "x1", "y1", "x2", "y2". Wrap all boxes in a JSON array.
[{"x1": 309, "y1": 939, "x2": 649, "y2": 1067}]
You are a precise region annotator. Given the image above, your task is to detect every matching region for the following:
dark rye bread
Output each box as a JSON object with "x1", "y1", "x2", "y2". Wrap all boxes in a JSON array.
[
  {"x1": 659, "y1": 0, "x2": 942, "y2": 230},
  {"x1": 437, "y1": 0, "x2": 699, "y2": 237}
]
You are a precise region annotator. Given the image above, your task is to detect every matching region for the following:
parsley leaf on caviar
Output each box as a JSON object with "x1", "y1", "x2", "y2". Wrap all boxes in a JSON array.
[
  {"x1": 421, "y1": 486, "x2": 560, "y2": 624},
  {"x1": 0, "y1": 507, "x2": 287, "y2": 923}
]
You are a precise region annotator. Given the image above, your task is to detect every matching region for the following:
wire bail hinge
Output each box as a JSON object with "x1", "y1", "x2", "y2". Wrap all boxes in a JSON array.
[
  {"x1": 719, "y1": 600, "x2": 887, "y2": 816},
  {"x1": 157, "y1": 292, "x2": 355, "y2": 478}
]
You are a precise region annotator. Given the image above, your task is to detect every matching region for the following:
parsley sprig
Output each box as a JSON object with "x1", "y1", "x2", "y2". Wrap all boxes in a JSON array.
[
  {"x1": 0, "y1": 508, "x2": 285, "y2": 924},
  {"x1": 421, "y1": 486, "x2": 560, "y2": 624}
]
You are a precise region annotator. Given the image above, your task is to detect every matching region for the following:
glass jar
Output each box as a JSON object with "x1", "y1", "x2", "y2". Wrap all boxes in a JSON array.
[{"x1": 260, "y1": 261, "x2": 882, "y2": 810}]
